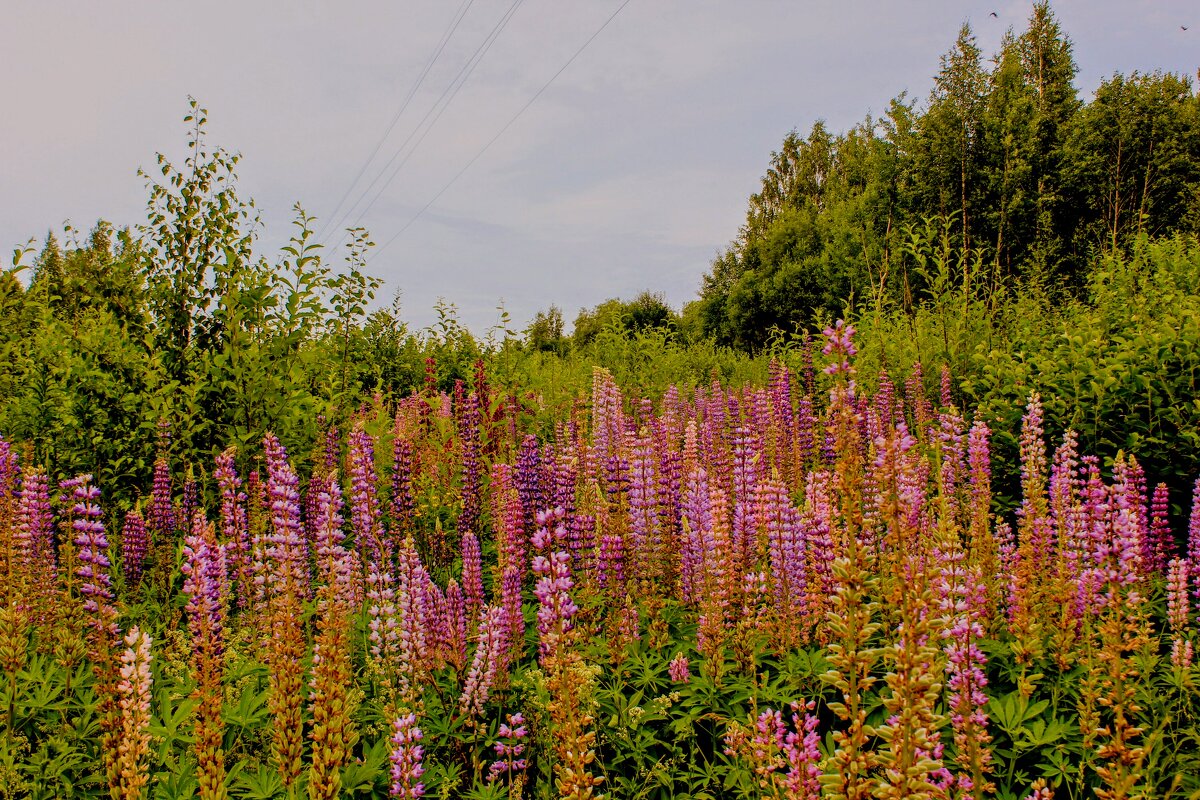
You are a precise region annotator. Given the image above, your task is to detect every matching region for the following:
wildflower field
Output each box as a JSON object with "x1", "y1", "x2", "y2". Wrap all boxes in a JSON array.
[{"x1": 3, "y1": 320, "x2": 1199, "y2": 800}]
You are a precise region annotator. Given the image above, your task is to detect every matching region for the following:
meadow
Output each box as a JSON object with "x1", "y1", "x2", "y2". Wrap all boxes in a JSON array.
[{"x1": 2, "y1": 318, "x2": 1199, "y2": 799}]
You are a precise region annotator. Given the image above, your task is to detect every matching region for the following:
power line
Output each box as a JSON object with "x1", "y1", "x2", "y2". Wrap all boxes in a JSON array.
[
  {"x1": 371, "y1": 0, "x2": 634, "y2": 261},
  {"x1": 323, "y1": 0, "x2": 526, "y2": 249},
  {"x1": 317, "y1": 0, "x2": 478, "y2": 244}
]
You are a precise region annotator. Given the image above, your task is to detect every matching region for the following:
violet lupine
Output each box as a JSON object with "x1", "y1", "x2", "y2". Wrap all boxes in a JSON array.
[
  {"x1": 668, "y1": 652, "x2": 691, "y2": 683},
  {"x1": 757, "y1": 478, "x2": 806, "y2": 643},
  {"x1": 731, "y1": 426, "x2": 762, "y2": 575},
  {"x1": 120, "y1": 510, "x2": 149, "y2": 588},
  {"x1": 459, "y1": 604, "x2": 508, "y2": 717},
  {"x1": 389, "y1": 713, "x2": 426, "y2": 799},
  {"x1": 366, "y1": 560, "x2": 400, "y2": 665},
  {"x1": 390, "y1": 435, "x2": 416, "y2": 535},
  {"x1": 627, "y1": 435, "x2": 661, "y2": 581},
  {"x1": 516, "y1": 435, "x2": 546, "y2": 536},
  {"x1": 461, "y1": 532, "x2": 484, "y2": 630},
  {"x1": 681, "y1": 468, "x2": 713, "y2": 605},
  {"x1": 68, "y1": 475, "x2": 119, "y2": 640},
  {"x1": 181, "y1": 520, "x2": 228, "y2": 798},
  {"x1": 532, "y1": 507, "x2": 578, "y2": 662},
  {"x1": 488, "y1": 713, "x2": 529, "y2": 782}
]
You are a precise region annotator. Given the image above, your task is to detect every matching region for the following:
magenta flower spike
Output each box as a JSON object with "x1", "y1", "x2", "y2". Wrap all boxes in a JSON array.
[
  {"x1": 16, "y1": 468, "x2": 56, "y2": 623},
  {"x1": 488, "y1": 712, "x2": 529, "y2": 782},
  {"x1": 214, "y1": 449, "x2": 253, "y2": 610},
  {"x1": 389, "y1": 713, "x2": 426, "y2": 799},
  {"x1": 459, "y1": 604, "x2": 508, "y2": 717},
  {"x1": 459, "y1": 390, "x2": 483, "y2": 537}
]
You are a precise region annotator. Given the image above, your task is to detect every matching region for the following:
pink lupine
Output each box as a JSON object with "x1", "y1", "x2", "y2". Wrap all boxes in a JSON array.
[
  {"x1": 488, "y1": 712, "x2": 529, "y2": 782},
  {"x1": 459, "y1": 604, "x2": 508, "y2": 717},
  {"x1": 214, "y1": 449, "x2": 253, "y2": 610},
  {"x1": 115, "y1": 626, "x2": 153, "y2": 798},
  {"x1": 822, "y1": 319, "x2": 857, "y2": 376},
  {"x1": 1168, "y1": 558, "x2": 1191, "y2": 667},
  {"x1": 461, "y1": 531, "x2": 484, "y2": 630},
  {"x1": 668, "y1": 652, "x2": 691, "y2": 683},
  {"x1": 936, "y1": 549, "x2": 993, "y2": 791},
  {"x1": 389, "y1": 713, "x2": 426, "y2": 799},
  {"x1": 532, "y1": 508, "x2": 577, "y2": 662}
]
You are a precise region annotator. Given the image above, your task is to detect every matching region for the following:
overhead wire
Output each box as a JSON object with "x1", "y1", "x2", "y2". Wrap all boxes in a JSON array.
[
  {"x1": 316, "y1": 0, "x2": 477, "y2": 244},
  {"x1": 369, "y1": 0, "x2": 634, "y2": 261},
  {"x1": 323, "y1": 0, "x2": 526, "y2": 249}
]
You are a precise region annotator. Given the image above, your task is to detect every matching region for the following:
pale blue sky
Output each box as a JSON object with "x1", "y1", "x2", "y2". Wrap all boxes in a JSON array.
[{"x1": 2, "y1": 1, "x2": 1196, "y2": 332}]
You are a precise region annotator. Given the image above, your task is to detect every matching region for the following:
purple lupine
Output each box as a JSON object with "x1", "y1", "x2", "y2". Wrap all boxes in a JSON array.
[
  {"x1": 312, "y1": 472, "x2": 354, "y2": 610},
  {"x1": 1149, "y1": 484, "x2": 1173, "y2": 574},
  {"x1": 121, "y1": 510, "x2": 149, "y2": 587},
  {"x1": 180, "y1": 479, "x2": 199, "y2": 541},
  {"x1": 264, "y1": 434, "x2": 309, "y2": 598},
  {"x1": 499, "y1": 567, "x2": 524, "y2": 665},
  {"x1": 461, "y1": 532, "x2": 484, "y2": 631},
  {"x1": 628, "y1": 435, "x2": 661, "y2": 579},
  {"x1": 936, "y1": 408, "x2": 967, "y2": 521},
  {"x1": 488, "y1": 713, "x2": 529, "y2": 782},
  {"x1": 366, "y1": 560, "x2": 399, "y2": 664},
  {"x1": 459, "y1": 604, "x2": 508, "y2": 717},
  {"x1": 389, "y1": 713, "x2": 426, "y2": 799},
  {"x1": 757, "y1": 479, "x2": 806, "y2": 635},
  {"x1": 66, "y1": 475, "x2": 119, "y2": 639},
  {"x1": 731, "y1": 426, "x2": 762, "y2": 576},
  {"x1": 681, "y1": 468, "x2": 712, "y2": 605},
  {"x1": 822, "y1": 319, "x2": 857, "y2": 376},
  {"x1": 516, "y1": 435, "x2": 546, "y2": 536},
  {"x1": 459, "y1": 390, "x2": 484, "y2": 537},
  {"x1": 1017, "y1": 394, "x2": 1048, "y2": 524},
  {"x1": 348, "y1": 427, "x2": 388, "y2": 567},
  {"x1": 796, "y1": 395, "x2": 816, "y2": 469},
  {"x1": 148, "y1": 456, "x2": 175, "y2": 540},
  {"x1": 532, "y1": 507, "x2": 577, "y2": 662},
  {"x1": 443, "y1": 579, "x2": 468, "y2": 669},
  {"x1": 214, "y1": 449, "x2": 253, "y2": 610},
  {"x1": 181, "y1": 524, "x2": 226, "y2": 661}
]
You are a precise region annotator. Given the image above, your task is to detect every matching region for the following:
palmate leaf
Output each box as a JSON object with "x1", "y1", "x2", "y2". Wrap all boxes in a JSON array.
[{"x1": 340, "y1": 736, "x2": 390, "y2": 795}]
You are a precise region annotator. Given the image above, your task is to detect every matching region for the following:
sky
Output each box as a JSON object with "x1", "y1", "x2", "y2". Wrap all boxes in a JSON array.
[{"x1": 2, "y1": 1, "x2": 1196, "y2": 334}]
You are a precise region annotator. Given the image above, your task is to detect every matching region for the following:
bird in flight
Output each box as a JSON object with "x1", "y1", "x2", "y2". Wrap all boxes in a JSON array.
[
  {"x1": 990, "y1": 11, "x2": 998, "y2": 17},
  {"x1": 1183, "y1": 25, "x2": 1189, "y2": 31}
]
